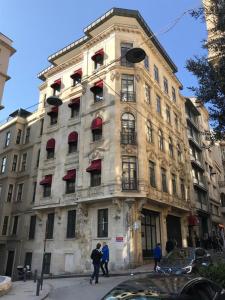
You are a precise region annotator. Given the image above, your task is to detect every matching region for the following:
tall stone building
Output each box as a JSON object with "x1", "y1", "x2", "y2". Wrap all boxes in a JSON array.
[
  {"x1": 0, "y1": 33, "x2": 16, "y2": 110},
  {"x1": 0, "y1": 8, "x2": 192, "y2": 276}
]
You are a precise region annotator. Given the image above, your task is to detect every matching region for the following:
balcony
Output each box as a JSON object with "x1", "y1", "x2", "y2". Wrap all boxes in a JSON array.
[
  {"x1": 121, "y1": 132, "x2": 137, "y2": 145},
  {"x1": 193, "y1": 177, "x2": 207, "y2": 191},
  {"x1": 121, "y1": 91, "x2": 136, "y2": 102},
  {"x1": 122, "y1": 179, "x2": 138, "y2": 191},
  {"x1": 188, "y1": 134, "x2": 202, "y2": 150},
  {"x1": 190, "y1": 155, "x2": 204, "y2": 170}
]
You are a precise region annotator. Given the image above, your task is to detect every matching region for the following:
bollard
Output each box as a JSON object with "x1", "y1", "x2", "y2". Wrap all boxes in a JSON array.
[
  {"x1": 36, "y1": 278, "x2": 41, "y2": 296},
  {"x1": 33, "y1": 270, "x2": 37, "y2": 283}
]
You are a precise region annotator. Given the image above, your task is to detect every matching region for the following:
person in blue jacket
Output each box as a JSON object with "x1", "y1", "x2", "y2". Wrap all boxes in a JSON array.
[
  {"x1": 100, "y1": 242, "x2": 109, "y2": 276},
  {"x1": 153, "y1": 243, "x2": 162, "y2": 271}
]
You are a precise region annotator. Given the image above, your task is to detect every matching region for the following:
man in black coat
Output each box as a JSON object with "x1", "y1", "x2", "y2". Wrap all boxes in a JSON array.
[{"x1": 90, "y1": 243, "x2": 102, "y2": 284}]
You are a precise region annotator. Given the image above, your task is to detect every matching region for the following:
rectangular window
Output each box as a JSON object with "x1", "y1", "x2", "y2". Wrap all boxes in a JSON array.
[
  {"x1": 163, "y1": 77, "x2": 168, "y2": 94},
  {"x1": 172, "y1": 87, "x2": 176, "y2": 101},
  {"x1": 24, "y1": 127, "x2": 30, "y2": 144},
  {"x1": 121, "y1": 74, "x2": 135, "y2": 102},
  {"x1": 43, "y1": 253, "x2": 51, "y2": 274},
  {"x1": 90, "y1": 172, "x2": 101, "y2": 187},
  {"x1": 68, "y1": 142, "x2": 77, "y2": 153},
  {"x1": 2, "y1": 216, "x2": 9, "y2": 235},
  {"x1": 71, "y1": 106, "x2": 79, "y2": 118},
  {"x1": 43, "y1": 185, "x2": 51, "y2": 198},
  {"x1": 66, "y1": 210, "x2": 76, "y2": 238},
  {"x1": 122, "y1": 156, "x2": 137, "y2": 190},
  {"x1": 66, "y1": 180, "x2": 75, "y2": 194},
  {"x1": 32, "y1": 182, "x2": 37, "y2": 203},
  {"x1": 21, "y1": 153, "x2": 27, "y2": 171},
  {"x1": 12, "y1": 155, "x2": 18, "y2": 172},
  {"x1": 1, "y1": 157, "x2": 7, "y2": 173},
  {"x1": 161, "y1": 168, "x2": 167, "y2": 192},
  {"x1": 145, "y1": 84, "x2": 151, "y2": 104},
  {"x1": 154, "y1": 65, "x2": 159, "y2": 83},
  {"x1": 5, "y1": 131, "x2": 11, "y2": 147},
  {"x1": 28, "y1": 215, "x2": 36, "y2": 240},
  {"x1": 144, "y1": 55, "x2": 149, "y2": 70},
  {"x1": 97, "y1": 209, "x2": 108, "y2": 237},
  {"x1": 50, "y1": 115, "x2": 58, "y2": 125},
  {"x1": 172, "y1": 174, "x2": 177, "y2": 195},
  {"x1": 16, "y1": 183, "x2": 23, "y2": 202},
  {"x1": 46, "y1": 213, "x2": 54, "y2": 239},
  {"x1": 166, "y1": 105, "x2": 171, "y2": 123},
  {"x1": 149, "y1": 161, "x2": 156, "y2": 188},
  {"x1": 156, "y1": 95, "x2": 161, "y2": 114},
  {"x1": 180, "y1": 178, "x2": 185, "y2": 200},
  {"x1": 36, "y1": 149, "x2": 40, "y2": 168},
  {"x1": 24, "y1": 252, "x2": 32, "y2": 269},
  {"x1": 7, "y1": 184, "x2": 14, "y2": 202},
  {"x1": 174, "y1": 113, "x2": 178, "y2": 130},
  {"x1": 40, "y1": 119, "x2": 44, "y2": 136},
  {"x1": 121, "y1": 43, "x2": 133, "y2": 67},
  {"x1": 16, "y1": 129, "x2": 22, "y2": 144},
  {"x1": 12, "y1": 216, "x2": 18, "y2": 235}
]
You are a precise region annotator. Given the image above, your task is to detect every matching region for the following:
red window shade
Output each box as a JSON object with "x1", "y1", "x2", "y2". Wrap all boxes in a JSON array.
[
  {"x1": 91, "y1": 117, "x2": 102, "y2": 130},
  {"x1": 40, "y1": 175, "x2": 52, "y2": 186},
  {"x1": 63, "y1": 169, "x2": 76, "y2": 181},
  {"x1": 70, "y1": 68, "x2": 82, "y2": 79},
  {"x1": 91, "y1": 49, "x2": 104, "y2": 61},
  {"x1": 47, "y1": 106, "x2": 58, "y2": 116},
  {"x1": 188, "y1": 215, "x2": 199, "y2": 226},
  {"x1": 68, "y1": 132, "x2": 78, "y2": 143},
  {"x1": 90, "y1": 80, "x2": 103, "y2": 94},
  {"x1": 68, "y1": 97, "x2": 80, "y2": 108},
  {"x1": 50, "y1": 79, "x2": 61, "y2": 89},
  {"x1": 46, "y1": 138, "x2": 55, "y2": 150},
  {"x1": 86, "y1": 159, "x2": 101, "y2": 172}
]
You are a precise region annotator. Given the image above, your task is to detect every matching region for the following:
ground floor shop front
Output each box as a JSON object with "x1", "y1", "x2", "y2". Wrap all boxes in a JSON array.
[{"x1": 0, "y1": 197, "x2": 189, "y2": 278}]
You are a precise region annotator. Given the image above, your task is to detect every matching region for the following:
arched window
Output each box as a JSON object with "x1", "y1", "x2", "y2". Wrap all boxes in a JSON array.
[
  {"x1": 146, "y1": 121, "x2": 153, "y2": 143},
  {"x1": 121, "y1": 113, "x2": 136, "y2": 144},
  {"x1": 46, "y1": 138, "x2": 55, "y2": 159},
  {"x1": 169, "y1": 137, "x2": 173, "y2": 157},
  {"x1": 177, "y1": 144, "x2": 182, "y2": 162},
  {"x1": 91, "y1": 117, "x2": 103, "y2": 141},
  {"x1": 158, "y1": 130, "x2": 164, "y2": 151},
  {"x1": 68, "y1": 132, "x2": 78, "y2": 153}
]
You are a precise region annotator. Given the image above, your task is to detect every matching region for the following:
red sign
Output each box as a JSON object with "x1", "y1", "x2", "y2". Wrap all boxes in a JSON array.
[{"x1": 116, "y1": 236, "x2": 123, "y2": 242}]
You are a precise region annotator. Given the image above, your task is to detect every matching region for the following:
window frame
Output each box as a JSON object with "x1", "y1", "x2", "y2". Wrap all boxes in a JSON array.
[
  {"x1": 161, "y1": 168, "x2": 168, "y2": 193},
  {"x1": 66, "y1": 210, "x2": 76, "y2": 239},
  {"x1": 149, "y1": 161, "x2": 156, "y2": 188},
  {"x1": 97, "y1": 208, "x2": 108, "y2": 238}
]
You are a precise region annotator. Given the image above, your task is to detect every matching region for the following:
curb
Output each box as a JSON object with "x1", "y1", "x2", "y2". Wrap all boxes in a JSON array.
[{"x1": 40, "y1": 283, "x2": 54, "y2": 300}]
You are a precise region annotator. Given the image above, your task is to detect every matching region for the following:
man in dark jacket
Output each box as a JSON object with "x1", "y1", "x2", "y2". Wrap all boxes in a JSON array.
[
  {"x1": 153, "y1": 243, "x2": 162, "y2": 271},
  {"x1": 100, "y1": 242, "x2": 109, "y2": 276},
  {"x1": 90, "y1": 243, "x2": 102, "y2": 284}
]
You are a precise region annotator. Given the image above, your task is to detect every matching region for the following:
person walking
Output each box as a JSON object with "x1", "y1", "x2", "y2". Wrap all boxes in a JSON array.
[
  {"x1": 153, "y1": 243, "x2": 162, "y2": 271},
  {"x1": 90, "y1": 243, "x2": 102, "y2": 284},
  {"x1": 100, "y1": 242, "x2": 109, "y2": 276},
  {"x1": 165, "y1": 238, "x2": 174, "y2": 254}
]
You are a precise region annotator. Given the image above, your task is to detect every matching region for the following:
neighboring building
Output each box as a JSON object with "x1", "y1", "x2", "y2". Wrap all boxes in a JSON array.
[
  {"x1": 185, "y1": 97, "x2": 224, "y2": 242},
  {"x1": 0, "y1": 108, "x2": 44, "y2": 277},
  {"x1": 0, "y1": 8, "x2": 192, "y2": 277},
  {"x1": 0, "y1": 33, "x2": 16, "y2": 110},
  {"x1": 219, "y1": 142, "x2": 225, "y2": 227}
]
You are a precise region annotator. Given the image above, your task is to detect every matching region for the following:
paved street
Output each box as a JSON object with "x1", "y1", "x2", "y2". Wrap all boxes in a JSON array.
[{"x1": 47, "y1": 275, "x2": 131, "y2": 300}]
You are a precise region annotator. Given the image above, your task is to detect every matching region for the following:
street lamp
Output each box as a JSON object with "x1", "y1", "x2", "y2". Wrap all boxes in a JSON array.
[
  {"x1": 125, "y1": 48, "x2": 146, "y2": 63},
  {"x1": 40, "y1": 218, "x2": 48, "y2": 289},
  {"x1": 46, "y1": 96, "x2": 63, "y2": 106}
]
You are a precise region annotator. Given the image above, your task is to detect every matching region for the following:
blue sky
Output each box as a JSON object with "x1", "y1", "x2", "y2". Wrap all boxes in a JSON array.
[{"x1": 0, "y1": 0, "x2": 206, "y2": 123}]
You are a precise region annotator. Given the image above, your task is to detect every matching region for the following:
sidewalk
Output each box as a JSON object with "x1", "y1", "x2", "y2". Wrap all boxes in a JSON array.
[{"x1": 2, "y1": 280, "x2": 52, "y2": 300}]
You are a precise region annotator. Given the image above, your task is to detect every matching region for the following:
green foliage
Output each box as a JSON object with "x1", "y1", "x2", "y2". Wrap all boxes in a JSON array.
[{"x1": 197, "y1": 262, "x2": 225, "y2": 288}]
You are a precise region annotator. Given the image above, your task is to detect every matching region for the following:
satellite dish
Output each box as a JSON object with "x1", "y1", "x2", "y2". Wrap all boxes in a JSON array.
[
  {"x1": 125, "y1": 48, "x2": 146, "y2": 63},
  {"x1": 46, "y1": 96, "x2": 62, "y2": 106}
]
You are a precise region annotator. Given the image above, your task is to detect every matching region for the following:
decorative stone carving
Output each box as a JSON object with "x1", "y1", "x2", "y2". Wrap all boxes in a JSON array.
[
  {"x1": 112, "y1": 198, "x2": 122, "y2": 220},
  {"x1": 137, "y1": 198, "x2": 147, "y2": 220},
  {"x1": 135, "y1": 74, "x2": 141, "y2": 82},
  {"x1": 110, "y1": 71, "x2": 120, "y2": 81}
]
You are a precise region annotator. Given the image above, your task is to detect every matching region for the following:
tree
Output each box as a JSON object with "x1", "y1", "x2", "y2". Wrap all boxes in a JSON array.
[{"x1": 186, "y1": 0, "x2": 225, "y2": 139}]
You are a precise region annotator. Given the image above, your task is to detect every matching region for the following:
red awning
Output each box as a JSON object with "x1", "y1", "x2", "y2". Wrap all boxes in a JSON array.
[
  {"x1": 188, "y1": 215, "x2": 199, "y2": 226},
  {"x1": 40, "y1": 175, "x2": 52, "y2": 186},
  {"x1": 47, "y1": 106, "x2": 58, "y2": 116},
  {"x1": 90, "y1": 80, "x2": 103, "y2": 94},
  {"x1": 86, "y1": 159, "x2": 101, "y2": 172},
  {"x1": 68, "y1": 131, "x2": 78, "y2": 143},
  {"x1": 91, "y1": 49, "x2": 104, "y2": 61},
  {"x1": 70, "y1": 68, "x2": 82, "y2": 79},
  {"x1": 50, "y1": 79, "x2": 61, "y2": 89},
  {"x1": 68, "y1": 97, "x2": 80, "y2": 108},
  {"x1": 46, "y1": 138, "x2": 55, "y2": 150},
  {"x1": 63, "y1": 169, "x2": 76, "y2": 181},
  {"x1": 91, "y1": 117, "x2": 102, "y2": 130}
]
